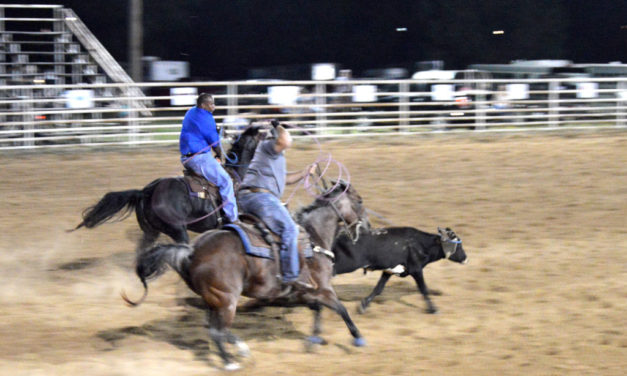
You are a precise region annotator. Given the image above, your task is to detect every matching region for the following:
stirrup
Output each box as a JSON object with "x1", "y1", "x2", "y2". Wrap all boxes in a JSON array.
[
  {"x1": 279, "y1": 280, "x2": 314, "y2": 297},
  {"x1": 277, "y1": 283, "x2": 293, "y2": 298}
]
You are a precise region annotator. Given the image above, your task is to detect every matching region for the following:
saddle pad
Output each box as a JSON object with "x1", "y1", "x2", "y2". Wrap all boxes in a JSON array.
[
  {"x1": 224, "y1": 224, "x2": 274, "y2": 259},
  {"x1": 224, "y1": 224, "x2": 314, "y2": 260}
]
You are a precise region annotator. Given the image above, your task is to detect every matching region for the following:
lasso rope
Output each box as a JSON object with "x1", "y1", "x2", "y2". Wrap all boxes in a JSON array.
[{"x1": 177, "y1": 121, "x2": 354, "y2": 225}]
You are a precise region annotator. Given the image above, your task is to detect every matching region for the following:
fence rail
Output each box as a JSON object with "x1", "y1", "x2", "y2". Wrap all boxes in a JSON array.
[{"x1": 1, "y1": 77, "x2": 626, "y2": 150}]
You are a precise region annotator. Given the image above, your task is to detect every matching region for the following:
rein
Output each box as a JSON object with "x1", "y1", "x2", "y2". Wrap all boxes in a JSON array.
[{"x1": 329, "y1": 199, "x2": 363, "y2": 244}]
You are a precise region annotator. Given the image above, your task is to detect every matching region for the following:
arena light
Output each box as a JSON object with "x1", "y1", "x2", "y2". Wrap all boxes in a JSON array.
[
  {"x1": 492, "y1": 30, "x2": 505, "y2": 35},
  {"x1": 396, "y1": 27, "x2": 407, "y2": 32}
]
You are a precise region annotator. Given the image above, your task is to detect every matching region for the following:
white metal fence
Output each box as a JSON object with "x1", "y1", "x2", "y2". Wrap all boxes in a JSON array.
[{"x1": 1, "y1": 77, "x2": 626, "y2": 150}]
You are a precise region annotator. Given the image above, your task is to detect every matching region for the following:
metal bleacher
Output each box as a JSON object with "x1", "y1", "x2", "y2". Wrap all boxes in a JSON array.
[
  {"x1": 0, "y1": 4, "x2": 148, "y2": 146},
  {"x1": 0, "y1": 5, "x2": 112, "y2": 86}
]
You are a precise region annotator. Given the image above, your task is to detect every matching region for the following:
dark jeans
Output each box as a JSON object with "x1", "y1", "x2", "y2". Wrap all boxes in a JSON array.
[{"x1": 238, "y1": 192, "x2": 299, "y2": 282}]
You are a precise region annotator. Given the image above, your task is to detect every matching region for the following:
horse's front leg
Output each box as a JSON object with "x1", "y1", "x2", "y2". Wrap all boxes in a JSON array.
[
  {"x1": 359, "y1": 272, "x2": 392, "y2": 314},
  {"x1": 305, "y1": 303, "x2": 327, "y2": 351},
  {"x1": 410, "y1": 268, "x2": 437, "y2": 314},
  {"x1": 316, "y1": 289, "x2": 366, "y2": 347}
]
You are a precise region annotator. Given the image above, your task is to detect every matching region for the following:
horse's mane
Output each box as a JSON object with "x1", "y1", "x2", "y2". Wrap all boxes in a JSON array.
[
  {"x1": 293, "y1": 184, "x2": 348, "y2": 224},
  {"x1": 227, "y1": 125, "x2": 261, "y2": 155},
  {"x1": 293, "y1": 201, "x2": 322, "y2": 224}
]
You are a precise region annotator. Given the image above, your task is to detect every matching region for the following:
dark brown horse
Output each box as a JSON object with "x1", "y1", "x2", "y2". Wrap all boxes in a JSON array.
[
  {"x1": 124, "y1": 180, "x2": 370, "y2": 370},
  {"x1": 72, "y1": 125, "x2": 265, "y2": 253}
]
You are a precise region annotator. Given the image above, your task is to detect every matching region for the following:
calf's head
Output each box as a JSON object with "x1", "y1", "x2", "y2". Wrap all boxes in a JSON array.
[{"x1": 438, "y1": 227, "x2": 468, "y2": 264}]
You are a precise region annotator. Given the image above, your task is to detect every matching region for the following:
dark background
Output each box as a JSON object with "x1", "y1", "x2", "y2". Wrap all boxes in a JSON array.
[{"x1": 7, "y1": 0, "x2": 627, "y2": 79}]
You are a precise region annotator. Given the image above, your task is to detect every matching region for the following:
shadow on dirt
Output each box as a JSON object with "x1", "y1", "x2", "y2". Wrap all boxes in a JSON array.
[
  {"x1": 96, "y1": 296, "x2": 308, "y2": 365},
  {"x1": 334, "y1": 281, "x2": 434, "y2": 300}
]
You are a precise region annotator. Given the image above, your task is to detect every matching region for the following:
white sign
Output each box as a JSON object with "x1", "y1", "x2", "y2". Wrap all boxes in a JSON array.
[
  {"x1": 150, "y1": 60, "x2": 189, "y2": 81},
  {"x1": 170, "y1": 87, "x2": 197, "y2": 106},
  {"x1": 576, "y1": 82, "x2": 598, "y2": 98},
  {"x1": 311, "y1": 63, "x2": 336, "y2": 80},
  {"x1": 64, "y1": 89, "x2": 94, "y2": 109},
  {"x1": 431, "y1": 84, "x2": 454, "y2": 101},
  {"x1": 268, "y1": 86, "x2": 301, "y2": 106},
  {"x1": 352, "y1": 85, "x2": 377, "y2": 102},
  {"x1": 506, "y1": 84, "x2": 529, "y2": 100}
]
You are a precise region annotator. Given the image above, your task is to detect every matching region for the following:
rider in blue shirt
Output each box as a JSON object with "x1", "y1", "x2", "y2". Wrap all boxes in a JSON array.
[{"x1": 180, "y1": 93, "x2": 238, "y2": 223}]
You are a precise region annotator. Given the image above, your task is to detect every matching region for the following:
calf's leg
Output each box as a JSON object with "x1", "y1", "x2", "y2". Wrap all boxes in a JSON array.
[
  {"x1": 409, "y1": 269, "x2": 438, "y2": 314},
  {"x1": 358, "y1": 272, "x2": 392, "y2": 314}
]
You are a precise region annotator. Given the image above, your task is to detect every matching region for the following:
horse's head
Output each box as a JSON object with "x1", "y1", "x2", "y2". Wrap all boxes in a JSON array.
[
  {"x1": 323, "y1": 179, "x2": 371, "y2": 235},
  {"x1": 225, "y1": 124, "x2": 265, "y2": 177}
]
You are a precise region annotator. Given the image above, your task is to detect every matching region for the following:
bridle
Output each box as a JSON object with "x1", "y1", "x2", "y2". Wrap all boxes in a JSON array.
[
  {"x1": 439, "y1": 228, "x2": 462, "y2": 259},
  {"x1": 323, "y1": 180, "x2": 367, "y2": 244},
  {"x1": 330, "y1": 199, "x2": 366, "y2": 244},
  {"x1": 442, "y1": 238, "x2": 462, "y2": 259}
]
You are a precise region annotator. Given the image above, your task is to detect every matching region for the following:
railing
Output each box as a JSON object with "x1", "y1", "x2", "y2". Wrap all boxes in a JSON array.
[{"x1": 1, "y1": 77, "x2": 626, "y2": 150}]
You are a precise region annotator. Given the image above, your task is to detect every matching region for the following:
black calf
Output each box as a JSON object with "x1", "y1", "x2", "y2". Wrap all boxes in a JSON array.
[{"x1": 332, "y1": 227, "x2": 467, "y2": 314}]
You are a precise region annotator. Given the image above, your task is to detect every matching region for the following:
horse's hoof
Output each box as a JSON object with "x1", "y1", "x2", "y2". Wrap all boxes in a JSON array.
[
  {"x1": 224, "y1": 362, "x2": 241, "y2": 371},
  {"x1": 306, "y1": 335, "x2": 326, "y2": 345},
  {"x1": 235, "y1": 341, "x2": 251, "y2": 357},
  {"x1": 357, "y1": 302, "x2": 367, "y2": 314},
  {"x1": 353, "y1": 337, "x2": 366, "y2": 347},
  {"x1": 426, "y1": 307, "x2": 439, "y2": 314}
]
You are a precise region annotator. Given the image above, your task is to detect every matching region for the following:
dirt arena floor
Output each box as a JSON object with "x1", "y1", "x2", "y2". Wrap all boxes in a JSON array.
[{"x1": 1, "y1": 130, "x2": 625, "y2": 375}]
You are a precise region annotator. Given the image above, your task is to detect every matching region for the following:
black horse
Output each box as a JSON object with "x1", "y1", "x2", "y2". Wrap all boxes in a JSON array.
[
  {"x1": 331, "y1": 226, "x2": 468, "y2": 314},
  {"x1": 124, "y1": 181, "x2": 371, "y2": 370},
  {"x1": 72, "y1": 125, "x2": 265, "y2": 252}
]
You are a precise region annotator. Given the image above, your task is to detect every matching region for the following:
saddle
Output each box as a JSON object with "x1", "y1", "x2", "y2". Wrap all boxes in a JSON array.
[
  {"x1": 224, "y1": 215, "x2": 328, "y2": 294},
  {"x1": 182, "y1": 168, "x2": 219, "y2": 201},
  {"x1": 234, "y1": 213, "x2": 312, "y2": 257}
]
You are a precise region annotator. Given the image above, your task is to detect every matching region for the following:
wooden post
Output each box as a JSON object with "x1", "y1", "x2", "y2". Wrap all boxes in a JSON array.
[{"x1": 128, "y1": 0, "x2": 143, "y2": 81}]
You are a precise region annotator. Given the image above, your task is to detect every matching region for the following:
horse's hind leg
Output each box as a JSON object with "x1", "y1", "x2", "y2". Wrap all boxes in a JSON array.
[
  {"x1": 162, "y1": 225, "x2": 189, "y2": 244},
  {"x1": 136, "y1": 229, "x2": 159, "y2": 255},
  {"x1": 225, "y1": 331, "x2": 250, "y2": 358},
  {"x1": 315, "y1": 289, "x2": 366, "y2": 347},
  {"x1": 205, "y1": 288, "x2": 244, "y2": 370},
  {"x1": 358, "y1": 272, "x2": 392, "y2": 314},
  {"x1": 207, "y1": 309, "x2": 240, "y2": 370}
]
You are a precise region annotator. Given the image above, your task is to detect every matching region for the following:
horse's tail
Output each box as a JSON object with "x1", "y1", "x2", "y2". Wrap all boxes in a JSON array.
[
  {"x1": 71, "y1": 189, "x2": 143, "y2": 231},
  {"x1": 121, "y1": 243, "x2": 193, "y2": 306}
]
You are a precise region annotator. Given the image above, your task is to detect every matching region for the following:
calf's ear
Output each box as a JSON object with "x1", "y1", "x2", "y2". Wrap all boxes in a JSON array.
[{"x1": 438, "y1": 227, "x2": 451, "y2": 241}]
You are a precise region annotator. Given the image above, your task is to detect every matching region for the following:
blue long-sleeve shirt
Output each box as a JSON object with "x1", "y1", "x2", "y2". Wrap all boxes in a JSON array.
[{"x1": 179, "y1": 106, "x2": 220, "y2": 156}]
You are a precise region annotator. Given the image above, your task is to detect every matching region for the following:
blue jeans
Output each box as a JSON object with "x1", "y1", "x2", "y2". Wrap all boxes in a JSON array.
[
  {"x1": 182, "y1": 153, "x2": 238, "y2": 222},
  {"x1": 238, "y1": 192, "x2": 299, "y2": 282}
]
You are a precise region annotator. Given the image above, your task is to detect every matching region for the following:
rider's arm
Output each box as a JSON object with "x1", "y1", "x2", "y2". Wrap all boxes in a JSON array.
[
  {"x1": 199, "y1": 113, "x2": 222, "y2": 158},
  {"x1": 286, "y1": 164, "x2": 316, "y2": 185}
]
